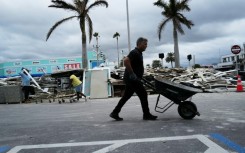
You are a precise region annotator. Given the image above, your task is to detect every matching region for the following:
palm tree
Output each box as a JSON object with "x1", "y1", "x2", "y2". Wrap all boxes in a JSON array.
[
  {"x1": 113, "y1": 32, "x2": 120, "y2": 67},
  {"x1": 165, "y1": 52, "x2": 175, "y2": 68},
  {"x1": 153, "y1": 0, "x2": 194, "y2": 68},
  {"x1": 46, "y1": 0, "x2": 108, "y2": 69}
]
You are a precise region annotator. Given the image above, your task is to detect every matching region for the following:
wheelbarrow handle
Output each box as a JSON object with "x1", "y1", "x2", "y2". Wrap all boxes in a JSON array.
[{"x1": 140, "y1": 78, "x2": 156, "y2": 91}]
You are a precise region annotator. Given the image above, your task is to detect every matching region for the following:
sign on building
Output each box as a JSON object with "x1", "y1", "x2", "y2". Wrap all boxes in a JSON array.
[{"x1": 64, "y1": 63, "x2": 81, "y2": 70}]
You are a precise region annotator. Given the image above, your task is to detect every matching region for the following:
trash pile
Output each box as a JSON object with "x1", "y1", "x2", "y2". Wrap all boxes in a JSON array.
[
  {"x1": 0, "y1": 67, "x2": 244, "y2": 103},
  {"x1": 111, "y1": 67, "x2": 244, "y2": 93},
  {"x1": 0, "y1": 70, "x2": 81, "y2": 103},
  {"x1": 144, "y1": 68, "x2": 244, "y2": 93}
]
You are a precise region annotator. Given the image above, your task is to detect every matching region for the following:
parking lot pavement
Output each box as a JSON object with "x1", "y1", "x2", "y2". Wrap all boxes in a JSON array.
[{"x1": 0, "y1": 92, "x2": 245, "y2": 153}]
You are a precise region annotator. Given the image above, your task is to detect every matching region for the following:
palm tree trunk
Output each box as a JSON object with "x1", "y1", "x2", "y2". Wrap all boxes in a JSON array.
[
  {"x1": 173, "y1": 27, "x2": 180, "y2": 68},
  {"x1": 80, "y1": 20, "x2": 88, "y2": 69},
  {"x1": 82, "y1": 34, "x2": 87, "y2": 69}
]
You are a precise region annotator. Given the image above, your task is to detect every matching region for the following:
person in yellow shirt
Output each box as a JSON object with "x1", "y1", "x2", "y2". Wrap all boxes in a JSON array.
[{"x1": 69, "y1": 74, "x2": 87, "y2": 101}]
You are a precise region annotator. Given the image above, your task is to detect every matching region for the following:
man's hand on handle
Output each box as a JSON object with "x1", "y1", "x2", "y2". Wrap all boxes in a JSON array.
[{"x1": 129, "y1": 73, "x2": 137, "y2": 81}]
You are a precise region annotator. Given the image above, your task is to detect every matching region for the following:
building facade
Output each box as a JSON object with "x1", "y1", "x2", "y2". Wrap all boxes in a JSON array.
[
  {"x1": 215, "y1": 52, "x2": 245, "y2": 71},
  {"x1": 0, "y1": 51, "x2": 104, "y2": 78}
]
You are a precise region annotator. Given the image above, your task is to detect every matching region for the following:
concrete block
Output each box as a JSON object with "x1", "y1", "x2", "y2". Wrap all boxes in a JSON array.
[{"x1": 0, "y1": 85, "x2": 23, "y2": 104}]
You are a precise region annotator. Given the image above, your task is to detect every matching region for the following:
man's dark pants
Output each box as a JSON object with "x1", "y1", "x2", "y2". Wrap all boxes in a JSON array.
[
  {"x1": 22, "y1": 86, "x2": 35, "y2": 100},
  {"x1": 112, "y1": 80, "x2": 150, "y2": 115}
]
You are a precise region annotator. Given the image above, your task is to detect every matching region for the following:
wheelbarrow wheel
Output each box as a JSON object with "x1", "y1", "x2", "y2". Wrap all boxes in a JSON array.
[{"x1": 178, "y1": 101, "x2": 197, "y2": 119}]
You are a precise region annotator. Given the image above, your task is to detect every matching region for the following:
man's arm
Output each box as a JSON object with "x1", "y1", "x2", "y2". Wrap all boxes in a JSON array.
[
  {"x1": 124, "y1": 57, "x2": 137, "y2": 80},
  {"x1": 19, "y1": 67, "x2": 25, "y2": 76},
  {"x1": 124, "y1": 57, "x2": 133, "y2": 74}
]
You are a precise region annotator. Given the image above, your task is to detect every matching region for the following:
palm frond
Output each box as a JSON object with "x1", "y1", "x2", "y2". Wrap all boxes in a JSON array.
[
  {"x1": 155, "y1": 0, "x2": 194, "y2": 38},
  {"x1": 177, "y1": 13, "x2": 194, "y2": 29},
  {"x1": 87, "y1": 0, "x2": 108, "y2": 11},
  {"x1": 73, "y1": 0, "x2": 86, "y2": 14},
  {"x1": 153, "y1": 0, "x2": 167, "y2": 8},
  {"x1": 46, "y1": 16, "x2": 77, "y2": 41},
  {"x1": 179, "y1": 0, "x2": 191, "y2": 11},
  {"x1": 113, "y1": 32, "x2": 120, "y2": 38},
  {"x1": 157, "y1": 19, "x2": 170, "y2": 40},
  {"x1": 93, "y1": 32, "x2": 99, "y2": 37},
  {"x1": 49, "y1": 0, "x2": 77, "y2": 11},
  {"x1": 173, "y1": 19, "x2": 184, "y2": 35}
]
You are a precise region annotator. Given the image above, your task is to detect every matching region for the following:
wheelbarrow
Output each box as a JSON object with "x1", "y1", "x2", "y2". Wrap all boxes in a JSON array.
[{"x1": 141, "y1": 76, "x2": 203, "y2": 119}]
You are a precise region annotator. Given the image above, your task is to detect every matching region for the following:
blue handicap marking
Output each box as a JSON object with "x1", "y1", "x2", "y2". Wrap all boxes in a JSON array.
[
  {"x1": 0, "y1": 146, "x2": 10, "y2": 153},
  {"x1": 210, "y1": 133, "x2": 245, "y2": 153}
]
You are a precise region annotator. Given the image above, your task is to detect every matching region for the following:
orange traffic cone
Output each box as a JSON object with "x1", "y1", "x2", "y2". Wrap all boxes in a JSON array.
[{"x1": 236, "y1": 75, "x2": 244, "y2": 92}]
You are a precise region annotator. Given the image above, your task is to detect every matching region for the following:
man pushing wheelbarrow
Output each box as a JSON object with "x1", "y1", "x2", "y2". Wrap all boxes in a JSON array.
[{"x1": 110, "y1": 37, "x2": 158, "y2": 121}]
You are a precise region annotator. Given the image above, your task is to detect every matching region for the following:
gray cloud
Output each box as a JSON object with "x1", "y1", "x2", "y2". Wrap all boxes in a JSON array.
[{"x1": 0, "y1": 0, "x2": 245, "y2": 67}]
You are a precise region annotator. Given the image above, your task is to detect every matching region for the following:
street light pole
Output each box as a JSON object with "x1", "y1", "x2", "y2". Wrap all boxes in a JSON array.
[
  {"x1": 122, "y1": 50, "x2": 124, "y2": 67},
  {"x1": 96, "y1": 36, "x2": 99, "y2": 67},
  {"x1": 117, "y1": 38, "x2": 119, "y2": 67},
  {"x1": 161, "y1": 59, "x2": 164, "y2": 68},
  {"x1": 126, "y1": 0, "x2": 131, "y2": 53},
  {"x1": 193, "y1": 55, "x2": 195, "y2": 67},
  {"x1": 93, "y1": 32, "x2": 100, "y2": 67},
  {"x1": 243, "y1": 42, "x2": 245, "y2": 71}
]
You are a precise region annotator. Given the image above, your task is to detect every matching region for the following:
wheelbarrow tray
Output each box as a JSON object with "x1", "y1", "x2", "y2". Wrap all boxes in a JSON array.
[{"x1": 154, "y1": 77, "x2": 202, "y2": 102}]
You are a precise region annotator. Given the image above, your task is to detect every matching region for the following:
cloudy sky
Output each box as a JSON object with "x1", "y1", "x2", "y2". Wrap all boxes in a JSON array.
[{"x1": 1, "y1": 0, "x2": 245, "y2": 67}]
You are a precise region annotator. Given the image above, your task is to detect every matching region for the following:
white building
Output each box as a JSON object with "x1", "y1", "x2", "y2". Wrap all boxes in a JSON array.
[{"x1": 215, "y1": 51, "x2": 245, "y2": 71}]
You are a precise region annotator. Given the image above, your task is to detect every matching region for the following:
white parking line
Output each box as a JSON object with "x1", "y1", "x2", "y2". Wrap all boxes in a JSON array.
[{"x1": 7, "y1": 134, "x2": 228, "y2": 153}]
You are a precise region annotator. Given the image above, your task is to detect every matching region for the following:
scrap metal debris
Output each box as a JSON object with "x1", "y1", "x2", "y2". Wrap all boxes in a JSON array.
[
  {"x1": 0, "y1": 68, "x2": 244, "y2": 103},
  {"x1": 111, "y1": 67, "x2": 244, "y2": 93}
]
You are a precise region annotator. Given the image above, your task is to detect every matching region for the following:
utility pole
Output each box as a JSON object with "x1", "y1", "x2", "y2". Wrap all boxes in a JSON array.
[
  {"x1": 122, "y1": 50, "x2": 124, "y2": 67},
  {"x1": 158, "y1": 53, "x2": 164, "y2": 68},
  {"x1": 117, "y1": 38, "x2": 119, "y2": 67},
  {"x1": 126, "y1": 0, "x2": 131, "y2": 53},
  {"x1": 93, "y1": 33, "x2": 100, "y2": 67},
  {"x1": 96, "y1": 37, "x2": 99, "y2": 67},
  {"x1": 187, "y1": 54, "x2": 192, "y2": 68},
  {"x1": 243, "y1": 42, "x2": 245, "y2": 71},
  {"x1": 193, "y1": 55, "x2": 195, "y2": 67}
]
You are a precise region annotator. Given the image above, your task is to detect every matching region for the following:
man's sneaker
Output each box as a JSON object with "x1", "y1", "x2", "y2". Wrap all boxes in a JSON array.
[
  {"x1": 110, "y1": 113, "x2": 123, "y2": 121},
  {"x1": 143, "y1": 114, "x2": 158, "y2": 120}
]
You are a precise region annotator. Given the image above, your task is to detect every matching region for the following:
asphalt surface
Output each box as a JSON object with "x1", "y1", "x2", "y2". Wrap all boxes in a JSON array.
[{"x1": 0, "y1": 92, "x2": 245, "y2": 153}]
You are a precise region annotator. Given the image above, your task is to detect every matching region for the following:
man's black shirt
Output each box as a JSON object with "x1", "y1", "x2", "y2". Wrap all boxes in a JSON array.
[{"x1": 124, "y1": 48, "x2": 144, "y2": 82}]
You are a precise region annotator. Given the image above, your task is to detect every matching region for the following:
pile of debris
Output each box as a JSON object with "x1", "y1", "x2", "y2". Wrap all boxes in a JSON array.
[
  {"x1": 0, "y1": 72, "x2": 77, "y2": 103},
  {"x1": 1, "y1": 68, "x2": 244, "y2": 102},
  {"x1": 144, "y1": 68, "x2": 244, "y2": 92},
  {"x1": 111, "y1": 67, "x2": 244, "y2": 93}
]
